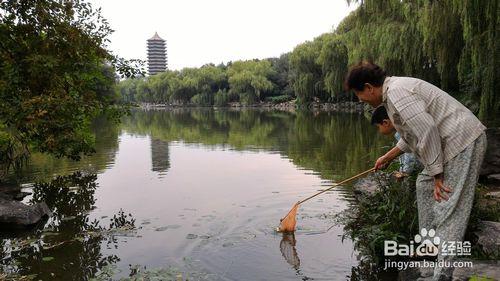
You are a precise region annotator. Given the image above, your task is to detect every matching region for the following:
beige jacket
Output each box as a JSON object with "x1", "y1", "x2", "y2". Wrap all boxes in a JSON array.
[{"x1": 382, "y1": 76, "x2": 486, "y2": 176}]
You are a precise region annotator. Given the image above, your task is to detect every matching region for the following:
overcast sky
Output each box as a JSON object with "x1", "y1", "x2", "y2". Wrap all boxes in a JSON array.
[{"x1": 89, "y1": 0, "x2": 357, "y2": 70}]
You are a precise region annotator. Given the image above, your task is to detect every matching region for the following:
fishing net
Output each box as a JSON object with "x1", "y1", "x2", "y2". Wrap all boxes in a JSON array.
[{"x1": 277, "y1": 202, "x2": 299, "y2": 232}]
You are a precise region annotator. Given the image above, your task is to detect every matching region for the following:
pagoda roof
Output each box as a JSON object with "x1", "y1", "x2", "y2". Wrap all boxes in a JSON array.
[{"x1": 148, "y1": 32, "x2": 165, "y2": 41}]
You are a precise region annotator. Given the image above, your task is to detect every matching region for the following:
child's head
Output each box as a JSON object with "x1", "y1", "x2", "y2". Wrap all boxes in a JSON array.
[{"x1": 371, "y1": 106, "x2": 395, "y2": 135}]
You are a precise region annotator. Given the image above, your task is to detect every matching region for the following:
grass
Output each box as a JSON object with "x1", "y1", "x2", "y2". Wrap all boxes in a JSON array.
[
  {"x1": 337, "y1": 162, "x2": 419, "y2": 264},
  {"x1": 337, "y1": 162, "x2": 500, "y2": 265}
]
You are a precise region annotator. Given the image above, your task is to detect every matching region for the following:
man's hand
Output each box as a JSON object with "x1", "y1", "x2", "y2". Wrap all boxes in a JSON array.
[
  {"x1": 374, "y1": 146, "x2": 403, "y2": 171},
  {"x1": 375, "y1": 155, "x2": 390, "y2": 170},
  {"x1": 433, "y1": 173, "x2": 452, "y2": 202}
]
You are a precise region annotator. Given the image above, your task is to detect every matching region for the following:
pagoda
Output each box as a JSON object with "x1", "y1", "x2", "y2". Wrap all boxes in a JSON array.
[{"x1": 147, "y1": 32, "x2": 167, "y2": 75}]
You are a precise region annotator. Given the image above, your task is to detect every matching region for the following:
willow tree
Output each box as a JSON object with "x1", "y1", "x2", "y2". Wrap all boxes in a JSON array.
[
  {"x1": 289, "y1": 38, "x2": 325, "y2": 104},
  {"x1": 227, "y1": 60, "x2": 275, "y2": 105},
  {"x1": 190, "y1": 64, "x2": 228, "y2": 105},
  {"x1": 338, "y1": 0, "x2": 434, "y2": 78},
  {"x1": 344, "y1": 0, "x2": 498, "y2": 122},
  {"x1": 418, "y1": 0, "x2": 463, "y2": 92},
  {"x1": 453, "y1": 0, "x2": 499, "y2": 121},
  {"x1": 169, "y1": 69, "x2": 198, "y2": 104},
  {"x1": 317, "y1": 35, "x2": 348, "y2": 101},
  {"x1": 148, "y1": 72, "x2": 172, "y2": 103}
]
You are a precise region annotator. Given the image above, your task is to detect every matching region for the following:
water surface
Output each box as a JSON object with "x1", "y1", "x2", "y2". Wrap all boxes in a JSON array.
[{"x1": 1, "y1": 109, "x2": 391, "y2": 280}]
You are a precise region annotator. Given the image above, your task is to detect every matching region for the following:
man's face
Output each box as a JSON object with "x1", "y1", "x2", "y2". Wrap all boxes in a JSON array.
[
  {"x1": 354, "y1": 83, "x2": 382, "y2": 107},
  {"x1": 376, "y1": 119, "x2": 395, "y2": 136}
]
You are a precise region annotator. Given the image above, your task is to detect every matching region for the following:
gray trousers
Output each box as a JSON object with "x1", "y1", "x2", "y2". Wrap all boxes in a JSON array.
[{"x1": 416, "y1": 132, "x2": 487, "y2": 281}]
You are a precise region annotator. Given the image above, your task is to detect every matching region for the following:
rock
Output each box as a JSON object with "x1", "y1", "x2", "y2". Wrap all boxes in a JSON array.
[
  {"x1": 481, "y1": 128, "x2": 500, "y2": 176},
  {"x1": 452, "y1": 260, "x2": 500, "y2": 280},
  {"x1": 473, "y1": 221, "x2": 500, "y2": 257},
  {"x1": 399, "y1": 260, "x2": 500, "y2": 281},
  {"x1": 398, "y1": 266, "x2": 433, "y2": 281},
  {"x1": 12, "y1": 191, "x2": 32, "y2": 201},
  {"x1": 353, "y1": 173, "x2": 388, "y2": 198},
  {"x1": 0, "y1": 197, "x2": 51, "y2": 228}
]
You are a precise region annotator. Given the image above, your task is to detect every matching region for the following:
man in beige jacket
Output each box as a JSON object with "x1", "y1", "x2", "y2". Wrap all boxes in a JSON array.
[{"x1": 345, "y1": 62, "x2": 487, "y2": 281}]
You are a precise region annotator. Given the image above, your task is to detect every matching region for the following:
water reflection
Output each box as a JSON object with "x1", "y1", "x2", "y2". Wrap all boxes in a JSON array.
[
  {"x1": 123, "y1": 108, "x2": 388, "y2": 181},
  {"x1": 280, "y1": 233, "x2": 300, "y2": 269},
  {"x1": 150, "y1": 138, "x2": 170, "y2": 177},
  {"x1": 12, "y1": 116, "x2": 121, "y2": 184},
  {"x1": 0, "y1": 172, "x2": 136, "y2": 280},
  {"x1": 1, "y1": 108, "x2": 392, "y2": 280}
]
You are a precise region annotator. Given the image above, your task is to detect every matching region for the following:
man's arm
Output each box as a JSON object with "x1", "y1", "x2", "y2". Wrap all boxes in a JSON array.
[{"x1": 375, "y1": 146, "x2": 404, "y2": 170}]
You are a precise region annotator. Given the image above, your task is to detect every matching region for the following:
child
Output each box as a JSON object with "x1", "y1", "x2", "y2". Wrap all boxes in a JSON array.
[{"x1": 371, "y1": 106, "x2": 422, "y2": 177}]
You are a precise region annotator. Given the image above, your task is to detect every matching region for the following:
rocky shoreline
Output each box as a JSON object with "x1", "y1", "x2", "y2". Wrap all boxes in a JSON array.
[{"x1": 138, "y1": 100, "x2": 367, "y2": 114}]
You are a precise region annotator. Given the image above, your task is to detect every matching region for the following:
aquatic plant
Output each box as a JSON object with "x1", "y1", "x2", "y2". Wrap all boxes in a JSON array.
[{"x1": 337, "y1": 165, "x2": 419, "y2": 264}]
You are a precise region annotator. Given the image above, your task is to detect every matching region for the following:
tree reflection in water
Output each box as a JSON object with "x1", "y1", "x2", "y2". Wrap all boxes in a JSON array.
[
  {"x1": 0, "y1": 109, "x2": 392, "y2": 280},
  {"x1": 0, "y1": 172, "x2": 136, "y2": 280}
]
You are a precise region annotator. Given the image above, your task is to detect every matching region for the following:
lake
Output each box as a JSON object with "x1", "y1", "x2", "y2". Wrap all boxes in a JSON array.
[{"x1": 1, "y1": 108, "x2": 391, "y2": 280}]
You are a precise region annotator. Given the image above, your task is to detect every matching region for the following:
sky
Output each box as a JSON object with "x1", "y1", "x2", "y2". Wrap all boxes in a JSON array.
[{"x1": 89, "y1": 0, "x2": 357, "y2": 70}]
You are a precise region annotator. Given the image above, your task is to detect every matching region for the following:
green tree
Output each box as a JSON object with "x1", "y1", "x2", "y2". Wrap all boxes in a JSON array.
[
  {"x1": 289, "y1": 38, "x2": 325, "y2": 104},
  {"x1": 190, "y1": 64, "x2": 228, "y2": 105},
  {"x1": 0, "y1": 0, "x2": 142, "y2": 178},
  {"x1": 227, "y1": 60, "x2": 275, "y2": 105},
  {"x1": 341, "y1": 0, "x2": 498, "y2": 122},
  {"x1": 266, "y1": 53, "x2": 294, "y2": 99},
  {"x1": 317, "y1": 36, "x2": 348, "y2": 101}
]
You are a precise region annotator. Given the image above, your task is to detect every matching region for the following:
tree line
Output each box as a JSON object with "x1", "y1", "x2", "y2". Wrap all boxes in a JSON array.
[
  {"x1": 118, "y1": 0, "x2": 498, "y2": 123},
  {"x1": 1, "y1": 0, "x2": 497, "y2": 178}
]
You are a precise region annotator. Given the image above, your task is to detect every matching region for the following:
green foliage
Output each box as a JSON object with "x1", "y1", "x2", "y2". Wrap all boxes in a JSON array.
[
  {"x1": 469, "y1": 275, "x2": 496, "y2": 281},
  {"x1": 214, "y1": 89, "x2": 231, "y2": 106},
  {"x1": 117, "y1": 60, "x2": 281, "y2": 106},
  {"x1": 0, "y1": 125, "x2": 29, "y2": 178},
  {"x1": 266, "y1": 54, "x2": 294, "y2": 98},
  {"x1": 227, "y1": 60, "x2": 275, "y2": 104},
  {"x1": 264, "y1": 95, "x2": 293, "y2": 104},
  {"x1": 317, "y1": 36, "x2": 348, "y2": 100},
  {"x1": 289, "y1": 38, "x2": 325, "y2": 104},
  {"x1": 453, "y1": 0, "x2": 499, "y2": 121},
  {"x1": 0, "y1": 0, "x2": 142, "y2": 178},
  {"x1": 339, "y1": 170, "x2": 419, "y2": 264},
  {"x1": 114, "y1": 0, "x2": 497, "y2": 122},
  {"x1": 286, "y1": 0, "x2": 498, "y2": 121}
]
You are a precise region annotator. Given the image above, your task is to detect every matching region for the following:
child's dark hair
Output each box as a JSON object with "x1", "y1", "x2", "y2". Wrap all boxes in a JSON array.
[
  {"x1": 371, "y1": 106, "x2": 389, "y2": 125},
  {"x1": 344, "y1": 61, "x2": 387, "y2": 91}
]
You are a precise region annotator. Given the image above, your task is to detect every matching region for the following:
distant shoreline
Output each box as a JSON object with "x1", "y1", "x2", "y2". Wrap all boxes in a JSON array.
[{"x1": 137, "y1": 101, "x2": 366, "y2": 114}]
